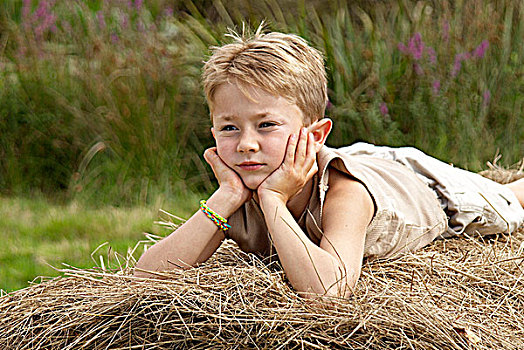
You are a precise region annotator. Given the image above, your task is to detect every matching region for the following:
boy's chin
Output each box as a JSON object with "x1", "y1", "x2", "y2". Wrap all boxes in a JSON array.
[
  {"x1": 244, "y1": 182, "x2": 261, "y2": 191},
  {"x1": 241, "y1": 177, "x2": 266, "y2": 191}
]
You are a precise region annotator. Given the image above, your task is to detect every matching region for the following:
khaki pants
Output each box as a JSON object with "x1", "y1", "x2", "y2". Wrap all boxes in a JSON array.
[{"x1": 344, "y1": 143, "x2": 524, "y2": 236}]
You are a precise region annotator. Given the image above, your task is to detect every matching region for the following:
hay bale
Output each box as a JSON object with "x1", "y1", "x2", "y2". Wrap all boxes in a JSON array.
[
  {"x1": 2, "y1": 233, "x2": 524, "y2": 349},
  {"x1": 1, "y1": 167, "x2": 524, "y2": 349}
]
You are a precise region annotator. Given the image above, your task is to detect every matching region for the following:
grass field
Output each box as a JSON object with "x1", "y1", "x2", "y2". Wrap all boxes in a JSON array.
[{"x1": 0, "y1": 195, "x2": 198, "y2": 292}]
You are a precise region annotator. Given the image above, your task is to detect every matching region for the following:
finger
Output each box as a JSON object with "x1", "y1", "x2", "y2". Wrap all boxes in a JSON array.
[
  {"x1": 304, "y1": 132, "x2": 316, "y2": 169},
  {"x1": 305, "y1": 162, "x2": 319, "y2": 183},
  {"x1": 284, "y1": 133, "x2": 298, "y2": 166},
  {"x1": 204, "y1": 147, "x2": 229, "y2": 177},
  {"x1": 295, "y1": 127, "x2": 308, "y2": 166},
  {"x1": 203, "y1": 147, "x2": 218, "y2": 167}
]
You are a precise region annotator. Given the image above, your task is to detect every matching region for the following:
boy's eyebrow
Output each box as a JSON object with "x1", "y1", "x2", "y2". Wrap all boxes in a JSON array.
[
  {"x1": 217, "y1": 115, "x2": 234, "y2": 121},
  {"x1": 213, "y1": 114, "x2": 237, "y2": 122},
  {"x1": 214, "y1": 112, "x2": 274, "y2": 121}
]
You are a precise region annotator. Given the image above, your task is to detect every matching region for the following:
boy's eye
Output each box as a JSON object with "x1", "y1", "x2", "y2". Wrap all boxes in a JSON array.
[
  {"x1": 220, "y1": 125, "x2": 238, "y2": 131},
  {"x1": 259, "y1": 122, "x2": 276, "y2": 128}
]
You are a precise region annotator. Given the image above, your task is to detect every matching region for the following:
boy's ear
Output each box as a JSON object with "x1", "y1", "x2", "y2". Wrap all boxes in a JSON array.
[{"x1": 308, "y1": 118, "x2": 332, "y2": 152}]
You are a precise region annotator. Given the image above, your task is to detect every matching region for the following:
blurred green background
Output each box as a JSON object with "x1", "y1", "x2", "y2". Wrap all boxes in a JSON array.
[{"x1": 1, "y1": 0, "x2": 523, "y2": 292}]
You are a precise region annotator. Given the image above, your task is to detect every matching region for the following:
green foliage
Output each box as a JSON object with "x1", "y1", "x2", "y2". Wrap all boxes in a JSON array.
[
  {"x1": 1, "y1": 0, "x2": 523, "y2": 205},
  {"x1": 318, "y1": 1, "x2": 524, "y2": 169},
  {"x1": 1, "y1": 0, "x2": 220, "y2": 203}
]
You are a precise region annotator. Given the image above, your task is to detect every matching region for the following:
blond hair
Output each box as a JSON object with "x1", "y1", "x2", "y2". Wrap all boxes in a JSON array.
[{"x1": 202, "y1": 26, "x2": 328, "y2": 124}]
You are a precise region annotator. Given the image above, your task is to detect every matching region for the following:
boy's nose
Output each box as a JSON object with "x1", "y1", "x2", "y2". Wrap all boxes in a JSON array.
[{"x1": 237, "y1": 130, "x2": 260, "y2": 153}]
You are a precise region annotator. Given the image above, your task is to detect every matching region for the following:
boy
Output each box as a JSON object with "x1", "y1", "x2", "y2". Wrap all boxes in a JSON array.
[{"x1": 135, "y1": 29, "x2": 524, "y2": 299}]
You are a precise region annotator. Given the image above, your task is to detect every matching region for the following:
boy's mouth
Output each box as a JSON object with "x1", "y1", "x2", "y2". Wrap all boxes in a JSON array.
[{"x1": 237, "y1": 161, "x2": 265, "y2": 171}]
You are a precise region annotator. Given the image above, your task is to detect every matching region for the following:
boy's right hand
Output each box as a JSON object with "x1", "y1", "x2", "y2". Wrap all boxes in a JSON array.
[{"x1": 204, "y1": 147, "x2": 252, "y2": 206}]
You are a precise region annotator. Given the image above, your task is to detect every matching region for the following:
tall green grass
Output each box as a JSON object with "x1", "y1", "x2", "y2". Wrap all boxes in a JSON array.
[
  {"x1": 1, "y1": 0, "x2": 523, "y2": 205},
  {"x1": 1, "y1": 0, "x2": 217, "y2": 204}
]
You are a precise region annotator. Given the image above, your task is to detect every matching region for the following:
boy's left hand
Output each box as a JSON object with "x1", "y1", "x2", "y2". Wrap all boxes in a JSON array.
[{"x1": 258, "y1": 127, "x2": 318, "y2": 203}]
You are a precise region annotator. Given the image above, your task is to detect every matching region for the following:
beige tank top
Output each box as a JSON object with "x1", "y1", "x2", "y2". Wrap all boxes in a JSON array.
[{"x1": 226, "y1": 146, "x2": 448, "y2": 260}]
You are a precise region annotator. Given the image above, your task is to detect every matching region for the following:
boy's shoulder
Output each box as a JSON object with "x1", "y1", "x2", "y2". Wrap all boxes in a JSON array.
[
  {"x1": 324, "y1": 165, "x2": 374, "y2": 210},
  {"x1": 316, "y1": 145, "x2": 375, "y2": 210},
  {"x1": 319, "y1": 162, "x2": 375, "y2": 232}
]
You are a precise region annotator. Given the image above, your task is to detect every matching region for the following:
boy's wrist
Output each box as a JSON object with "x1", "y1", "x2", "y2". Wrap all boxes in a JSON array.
[
  {"x1": 208, "y1": 188, "x2": 248, "y2": 217},
  {"x1": 258, "y1": 190, "x2": 287, "y2": 210}
]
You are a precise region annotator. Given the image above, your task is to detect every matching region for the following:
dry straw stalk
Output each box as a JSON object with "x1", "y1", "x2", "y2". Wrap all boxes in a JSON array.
[{"x1": 1, "y1": 166, "x2": 524, "y2": 349}]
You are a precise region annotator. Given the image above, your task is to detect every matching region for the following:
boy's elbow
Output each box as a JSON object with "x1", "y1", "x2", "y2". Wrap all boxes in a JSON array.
[
  {"x1": 324, "y1": 283, "x2": 356, "y2": 300},
  {"x1": 133, "y1": 259, "x2": 163, "y2": 279},
  {"x1": 323, "y1": 269, "x2": 359, "y2": 299},
  {"x1": 132, "y1": 264, "x2": 178, "y2": 280},
  {"x1": 300, "y1": 277, "x2": 358, "y2": 300},
  {"x1": 299, "y1": 288, "x2": 353, "y2": 301},
  {"x1": 133, "y1": 268, "x2": 156, "y2": 279},
  {"x1": 133, "y1": 256, "x2": 175, "y2": 279},
  {"x1": 133, "y1": 253, "x2": 198, "y2": 279}
]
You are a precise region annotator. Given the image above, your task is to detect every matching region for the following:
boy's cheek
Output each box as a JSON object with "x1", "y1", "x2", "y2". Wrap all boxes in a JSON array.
[
  {"x1": 215, "y1": 146, "x2": 238, "y2": 170},
  {"x1": 216, "y1": 147, "x2": 230, "y2": 163},
  {"x1": 214, "y1": 143, "x2": 225, "y2": 158}
]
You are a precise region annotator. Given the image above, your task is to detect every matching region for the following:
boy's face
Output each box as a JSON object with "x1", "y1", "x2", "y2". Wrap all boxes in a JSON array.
[{"x1": 211, "y1": 82, "x2": 306, "y2": 190}]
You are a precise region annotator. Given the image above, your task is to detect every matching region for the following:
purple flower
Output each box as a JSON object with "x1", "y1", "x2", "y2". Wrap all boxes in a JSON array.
[
  {"x1": 426, "y1": 47, "x2": 437, "y2": 64},
  {"x1": 398, "y1": 42, "x2": 408, "y2": 54},
  {"x1": 412, "y1": 33, "x2": 425, "y2": 59},
  {"x1": 111, "y1": 33, "x2": 119, "y2": 44},
  {"x1": 472, "y1": 40, "x2": 489, "y2": 59},
  {"x1": 96, "y1": 11, "x2": 106, "y2": 29},
  {"x1": 35, "y1": 1, "x2": 47, "y2": 18},
  {"x1": 380, "y1": 102, "x2": 388, "y2": 116},
  {"x1": 451, "y1": 52, "x2": 471, "y2": 77},
  {"x1": 451, "y1": 59, "x2": 462, "y2": 77},
  {"x1": 442, "y1": 20, "x2": 449, "y2": 42},
  {"x1": 398, "y1": 33, "x2": 436, "y2": 65},
  {"x1": 135, "y1": 0, "x2": 143, "y2": 11},
  {"x1": 432, "y1": 80, "x2": 441, "y2": 95},
  {"x1": 46, "y1": 13, "x2": 57, "y2": 33},
  {"x1": 25, "y1": 0, "x2": 57, "y2": 39},
  {"x1": 483, "y1": 89, "x2": 491, "y2": 107}
]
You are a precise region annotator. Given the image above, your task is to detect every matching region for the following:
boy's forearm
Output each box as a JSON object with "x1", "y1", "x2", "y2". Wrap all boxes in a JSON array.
[
  {"x1": 135, "y1": 189, "x2": 242, "y2": 276},
  {"x1": 259, "y1": 195, "x2": 356, "y2": 298}
]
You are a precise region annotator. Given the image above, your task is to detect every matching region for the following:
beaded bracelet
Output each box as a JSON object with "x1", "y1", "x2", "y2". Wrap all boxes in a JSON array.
[{"x1": 199, "y1": 200, "x2": 231, "y2": 231}]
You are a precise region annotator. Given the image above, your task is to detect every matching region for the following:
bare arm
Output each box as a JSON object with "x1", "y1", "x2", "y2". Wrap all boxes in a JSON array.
[
  {"x1": 259, "y1": 169, "x2": 372, "y2": 298},
  {"x1": 317, "y1": 169, "x2": 373, "y2": 294},
  {"x1": 134, "y1": 189, "x2": 237, "y2": 276},
  {"x1": 134, "y1": 148, "x2": 251, "y2": 277}
]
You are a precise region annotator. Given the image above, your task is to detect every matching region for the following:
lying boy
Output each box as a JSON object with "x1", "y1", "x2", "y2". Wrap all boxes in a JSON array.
[{"x1": 135, "y1": 29, "x2": 524, "y2": 299}]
